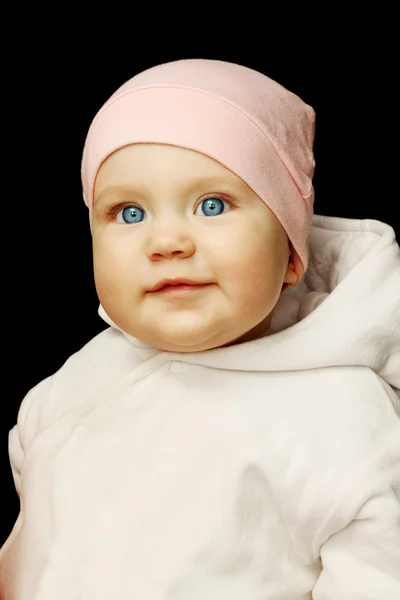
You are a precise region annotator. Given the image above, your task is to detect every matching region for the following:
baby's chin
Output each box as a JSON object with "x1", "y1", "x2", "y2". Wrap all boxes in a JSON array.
[
  {"x1": 130, "y1": 317, "x2": 274, "y2": 353},
  {"x1": 137, "y1": 330, "x2": 231, "y2": 353}
]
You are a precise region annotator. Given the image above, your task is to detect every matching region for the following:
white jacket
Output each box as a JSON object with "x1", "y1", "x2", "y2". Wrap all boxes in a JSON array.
[{"x1": 1, "y1": 214, "x2": 400, "y2": 600}]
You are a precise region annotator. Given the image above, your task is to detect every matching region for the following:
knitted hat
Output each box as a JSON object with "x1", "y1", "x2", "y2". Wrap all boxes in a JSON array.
[{"x1": 81, "y1": 58, "x2": 316, "y2": 276}]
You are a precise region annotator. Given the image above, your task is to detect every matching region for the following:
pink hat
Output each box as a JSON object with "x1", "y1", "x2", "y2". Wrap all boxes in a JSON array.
[{"x1": 81, "y1": 59, "x2": 316, "y2": 276}]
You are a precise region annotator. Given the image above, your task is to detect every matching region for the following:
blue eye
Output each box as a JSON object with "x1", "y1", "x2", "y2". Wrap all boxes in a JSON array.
[
  {"x1": 116, "y1": 206, "x2": 146, "y2": 224},
  {"x1": 195, "y1": 198, "x2": 228, "y2": 217}
]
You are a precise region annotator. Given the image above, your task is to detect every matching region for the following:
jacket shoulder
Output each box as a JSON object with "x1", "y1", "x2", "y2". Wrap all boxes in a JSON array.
[{"x1": 13, "y1": 327, "x2": 142, "y2": 449}]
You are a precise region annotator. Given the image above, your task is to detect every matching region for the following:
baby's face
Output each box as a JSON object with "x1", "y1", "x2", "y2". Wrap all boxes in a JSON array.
[{"x1": 92, "y1": 144, "x2": 296, "y2": 352}]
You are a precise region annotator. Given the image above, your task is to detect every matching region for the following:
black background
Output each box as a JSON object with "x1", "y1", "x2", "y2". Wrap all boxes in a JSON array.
[{"x1": 1, "y1": 18, "x2": 398, "y2": 545}]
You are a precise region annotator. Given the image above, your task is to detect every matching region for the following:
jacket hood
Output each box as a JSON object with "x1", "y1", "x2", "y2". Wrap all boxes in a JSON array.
[{"x1": 99, "y1": 214, "x2": 400, "y2": 397}]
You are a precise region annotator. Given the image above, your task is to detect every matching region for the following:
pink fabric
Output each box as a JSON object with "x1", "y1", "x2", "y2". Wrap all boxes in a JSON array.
[{"x1": 81, "y1": 59, "x2": 316, "y2": 274}]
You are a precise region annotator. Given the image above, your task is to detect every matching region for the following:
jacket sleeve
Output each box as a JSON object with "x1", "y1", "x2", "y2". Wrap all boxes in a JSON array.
[
  {"x1": 5, "y1": 377, "x2": 53, "y2": 500},
  {"x1": 312, "y1": 378, "x2": 400, "y2": 599},
  {"x1": 0, "y1": 376, "x2": 53, "y2": 593},
  {"x1": 0, "y1": 377, "x2": 52, "y2": 600},
  {"x1": 312, "y1": 489, "x2": 400, "y2": 598}
]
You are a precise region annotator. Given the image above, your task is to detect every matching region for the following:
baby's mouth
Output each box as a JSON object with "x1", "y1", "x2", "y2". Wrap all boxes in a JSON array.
[{"x1": 148, "y1": 278, "x2": 213, "y2": 295}]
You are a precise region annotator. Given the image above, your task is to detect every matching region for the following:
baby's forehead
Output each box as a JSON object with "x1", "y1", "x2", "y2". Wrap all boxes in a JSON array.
[{"x1": 94, "y1": 144, "x2": 255, "y2": 200}]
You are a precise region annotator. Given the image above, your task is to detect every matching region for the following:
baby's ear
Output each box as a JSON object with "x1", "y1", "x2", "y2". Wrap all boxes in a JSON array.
[{"x1": 284, "y1": 258, "x2": 298, "y2": 287}]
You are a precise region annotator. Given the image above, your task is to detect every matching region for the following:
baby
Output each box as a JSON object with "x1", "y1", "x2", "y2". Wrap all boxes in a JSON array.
[{"x1": 1, "y1": 59, "x2": 399, "y2": 599}]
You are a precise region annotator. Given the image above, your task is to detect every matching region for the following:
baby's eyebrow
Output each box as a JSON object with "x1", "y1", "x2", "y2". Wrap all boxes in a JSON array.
[
  {"x1": 94, "y1": 185, "x2": 142, "y2": 206},
  {"x1": 94, "y1": 176, "x2": 250, "y2": 206},
  {"x1": 183, "y1": 175, "x2": 250, "y2": 195}
]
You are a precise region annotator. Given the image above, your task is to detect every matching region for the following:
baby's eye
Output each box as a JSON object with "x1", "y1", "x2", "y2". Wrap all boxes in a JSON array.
[
  {"x1": 195, "y1": 198, "x2": 230, "y2": 217},
  {"x1": 115, "y1": 206, "x2": 146, "y2": 224}
]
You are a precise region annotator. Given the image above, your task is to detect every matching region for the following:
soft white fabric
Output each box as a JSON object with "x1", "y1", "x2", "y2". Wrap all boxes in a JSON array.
[{"x1": 1, "y1": 214, "x2": 399, "y2": 599}]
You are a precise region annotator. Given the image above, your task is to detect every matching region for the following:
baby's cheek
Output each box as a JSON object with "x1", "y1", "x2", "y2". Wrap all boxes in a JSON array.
[
  {"x1": 229, "y1": 256, "x2": 282, "y2": 310},
  {"x1": 93, "y1": 245, "x2": 127, "y2": 285}
]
